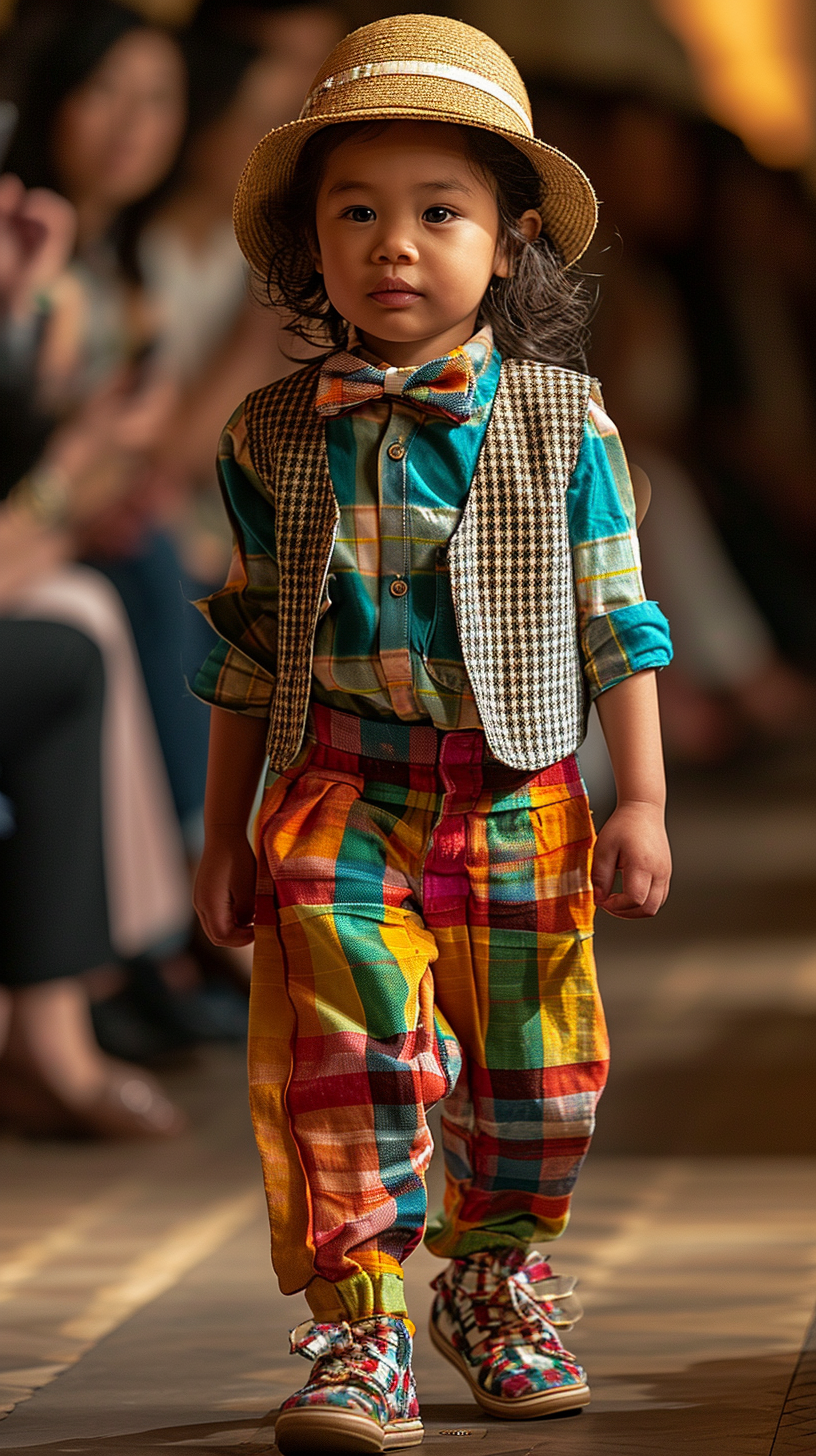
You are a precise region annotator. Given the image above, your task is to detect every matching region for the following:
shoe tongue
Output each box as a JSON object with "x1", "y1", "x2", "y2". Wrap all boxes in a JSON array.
[{"x1": 453, "y1": 1248, "x2": 552, "y2": 1292}]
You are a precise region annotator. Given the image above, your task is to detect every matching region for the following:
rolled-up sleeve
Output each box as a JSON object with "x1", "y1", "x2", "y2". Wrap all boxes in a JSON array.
[
  {"x1": 568, "y1": 389, "x2": 673, "y2": 699},
  {"x1": 192, "y1": 404, "x2": 279, "y2": 716}
]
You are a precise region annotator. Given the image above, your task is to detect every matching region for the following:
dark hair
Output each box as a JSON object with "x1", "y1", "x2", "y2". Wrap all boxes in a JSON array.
[
  {"x1": 7, "y1": 1, "x2": 147, "y2": 189},
  {"x1": 261, "y1": 121, "x2": 594, "y2": 367},
  {"x1": 5, "y1": 0, "x2": 186, "y2": 280},
  {"x1": 181, "y1": 23, "x2": 258, "y2": 140}
]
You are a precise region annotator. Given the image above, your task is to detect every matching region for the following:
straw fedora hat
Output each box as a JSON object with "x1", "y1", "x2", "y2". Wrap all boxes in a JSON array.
[{"x1": 233, "y1": 13, "x2": 597, "y2": 273}]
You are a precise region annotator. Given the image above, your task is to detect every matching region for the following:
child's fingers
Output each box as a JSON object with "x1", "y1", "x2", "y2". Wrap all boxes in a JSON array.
[
  {"x1": 193, "y1": 880, "x2": 253, "y2": 948},
  {"x1": 590, "y1": 836, "x2": 619, "y2": 903},
  {"x1": 647, "y1": 872, "x2": 671, "y2": 916},
  {"x1": 620, "y1": 860, "x2": 652, "y2": 909},
  {"x1": 596, "y1": 889, "x2": 637, "y2": 917},
  {"x1": 226, "y1": 889, "x2": 255, "y2": 946},
  {"x1": 230, "y1": 883, "x2": 256, "y2": 928},
  {"x1": 197, "y1": 900, "x2": 254, "y2": 947},
  {"x1": 599, "y1": 871, "x2": 670, "y2": 919},
  {"x1": 597, "y1": 888, "x2": 651, "y2": 918},
  {"x1": 216, "y1": 923, "x2": 255, "y2": 947}
]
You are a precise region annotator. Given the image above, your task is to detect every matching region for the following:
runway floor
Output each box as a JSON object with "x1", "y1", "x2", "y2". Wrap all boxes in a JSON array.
[{"x1": 2, "y1": 742, "x2": 815, "y2": 1455}]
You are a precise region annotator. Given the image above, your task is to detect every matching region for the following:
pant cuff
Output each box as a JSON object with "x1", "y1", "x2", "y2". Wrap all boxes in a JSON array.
[
  {"x1": 306, "y1": 1269, "x2": 409, "y2": 1323},
  {"x1": 425, "y1": 1208, "x2": 568, "y2": 1259}
]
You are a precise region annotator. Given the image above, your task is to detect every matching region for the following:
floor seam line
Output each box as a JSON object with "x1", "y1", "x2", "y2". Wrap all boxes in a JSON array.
[{"x1": 768, "y1": 1297, "x2": 816, "y2": 1454}]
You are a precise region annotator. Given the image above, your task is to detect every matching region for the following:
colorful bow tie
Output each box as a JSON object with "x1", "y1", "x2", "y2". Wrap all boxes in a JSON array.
[{"x1": 315, "y1": 346, "x2": 477, "y2": 422}]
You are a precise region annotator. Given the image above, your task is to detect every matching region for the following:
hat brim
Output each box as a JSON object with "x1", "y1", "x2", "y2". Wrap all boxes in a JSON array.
[{"x1": 233, "y1": 109, "x2": 598, "y2": 275}]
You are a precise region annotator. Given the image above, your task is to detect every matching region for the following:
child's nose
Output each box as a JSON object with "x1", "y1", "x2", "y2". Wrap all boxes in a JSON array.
[{"x1": 370, "y1": 227, "x2": 419, "y2": 266}]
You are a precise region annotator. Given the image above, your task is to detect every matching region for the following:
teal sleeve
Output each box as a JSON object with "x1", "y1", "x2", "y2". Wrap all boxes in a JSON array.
[
  {"x1": 568, "y1": 419, "x2": 673, "y2": 697},
  {"x1": 191, "y1": 412, "x2": 279, "y2": 716}
]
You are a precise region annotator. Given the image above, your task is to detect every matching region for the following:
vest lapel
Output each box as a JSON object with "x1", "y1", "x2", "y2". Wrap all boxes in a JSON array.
[
  {"x1": 448, "y1": 360, "x2": 591, "y2": 769},
  {"x1": 244, "y1": 361, "x2": 339, "y2": 768}
]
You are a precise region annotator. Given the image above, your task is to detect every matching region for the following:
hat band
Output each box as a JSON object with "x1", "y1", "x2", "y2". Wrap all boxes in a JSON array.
[{"x1": 299, "y1": 58, "x2": 534, "y2": 135}]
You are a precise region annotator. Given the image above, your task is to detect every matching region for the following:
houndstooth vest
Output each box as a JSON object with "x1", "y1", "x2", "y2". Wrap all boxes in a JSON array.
[{"x1": 243, "y1": 356, "x2": 591, "y2": 772}]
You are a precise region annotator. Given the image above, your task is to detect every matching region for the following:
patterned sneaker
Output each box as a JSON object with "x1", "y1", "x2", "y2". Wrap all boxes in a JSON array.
[
  {"x1": 274, "y1": 1315, "x2": 424, "y2": 1453},
  {"x1": 429, "y1": 1249, "x2": 589, "y2": 1420}
]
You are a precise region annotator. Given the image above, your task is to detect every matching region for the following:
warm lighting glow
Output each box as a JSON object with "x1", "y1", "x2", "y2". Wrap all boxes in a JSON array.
[
  {"x1": 130, "y1": 0, "x2": 200, "y2": 24},
  {"x1": 655, "y1": 0, "x2": 815, "y2": 166}
]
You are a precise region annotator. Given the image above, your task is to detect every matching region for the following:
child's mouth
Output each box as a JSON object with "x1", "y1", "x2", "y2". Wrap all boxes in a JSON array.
[{"x1": 369, "y1": 277, "x2": 423, "y2": 308}]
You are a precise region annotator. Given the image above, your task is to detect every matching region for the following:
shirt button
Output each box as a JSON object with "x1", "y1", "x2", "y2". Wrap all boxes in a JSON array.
[
  {"x1": 390, "y1": 578, "x2": 408, "y2": 598},
  {"x1": 387, "y1": 442, "x2": 405, "y2": 461}
]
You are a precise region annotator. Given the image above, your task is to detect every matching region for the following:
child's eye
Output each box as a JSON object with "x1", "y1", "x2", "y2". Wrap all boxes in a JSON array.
[
  {"x1": 343, "y1": 206, "x2": 376, "y2": 223},
  {"x1": 423, "y1": 206, "x2": 457, "y2": 224}
]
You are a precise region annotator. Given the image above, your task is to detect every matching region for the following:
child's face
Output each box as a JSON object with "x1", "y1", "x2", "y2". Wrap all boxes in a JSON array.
[{"x1": 312, "y1": 121, "x2": 535, "y2": 366}]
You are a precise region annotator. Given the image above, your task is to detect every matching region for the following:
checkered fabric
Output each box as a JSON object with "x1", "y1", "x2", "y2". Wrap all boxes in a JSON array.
[
  {"x1": 447, "y1": 360, "x2": 589, "y2": 769},
  {"x1": 278, "y1": 1315, "x2": 419, "y2": 1427},
  {"x1": 249, "y1": 704, "x2": 608, "y2": 1322},
  {"x1": 243, "y1": 360, "x2": 340, "y2": 768},
  {"x1": 430, "y1": 1248, "x2": 586, "y2": 1401}
]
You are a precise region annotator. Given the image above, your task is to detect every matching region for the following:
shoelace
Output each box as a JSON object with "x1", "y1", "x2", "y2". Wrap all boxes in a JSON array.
[
  {"x1": 433, "y1": 1253, "x2": 583, "y2": 1359},
  {"x1": 291, "y1": 1316, "x2": 405, "y2": 1368},
  {"x1": 289, "y1": 1318, "x2": 406, "y2": 1389},
  {"x1": 290, "y1": 1319, "x2": 362, "y2": 1362}
]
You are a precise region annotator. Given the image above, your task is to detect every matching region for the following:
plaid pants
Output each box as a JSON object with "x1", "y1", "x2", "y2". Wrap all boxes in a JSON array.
[{"x1": 250, "y1": 704, "x2": 608, "y2": 1323}]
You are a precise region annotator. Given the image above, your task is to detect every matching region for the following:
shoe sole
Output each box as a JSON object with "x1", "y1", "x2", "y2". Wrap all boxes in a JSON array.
[
  {"x1": 274, "y1": 1408, "x2": 424, "y2": 1453},
  {"x1": 429, "y1": 1319, "x2": 590, "y2": 1420}
]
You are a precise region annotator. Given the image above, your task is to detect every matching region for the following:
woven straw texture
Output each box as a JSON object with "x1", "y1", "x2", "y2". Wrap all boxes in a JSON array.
[{"x1": 233, "y1": 13, "x2": 597, "y2": 272}]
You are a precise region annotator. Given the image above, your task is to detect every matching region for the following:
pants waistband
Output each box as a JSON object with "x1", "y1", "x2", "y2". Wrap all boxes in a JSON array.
[
  {"x1": 308, "y1": 703, "x2": 453, "y2": 766},
  {"x1": 305, "y1": 705, "x2": 583, "y2": 799}
]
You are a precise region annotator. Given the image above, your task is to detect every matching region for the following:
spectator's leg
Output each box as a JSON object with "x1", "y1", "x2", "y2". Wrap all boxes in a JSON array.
[
  {"x1": 0, "y1": 620, "x2": 110, "y2": 983},
  {"x1": 0, "y1": 620, "x2": 185, "y2": 1137},
  {"x1": 90, "y1": 533, "x2": 212, "y2": 838}
]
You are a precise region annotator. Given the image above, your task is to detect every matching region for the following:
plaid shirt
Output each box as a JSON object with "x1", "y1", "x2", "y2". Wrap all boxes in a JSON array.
[{"x1": 194, "y1": 330, "x2": 671, "y2": 726}]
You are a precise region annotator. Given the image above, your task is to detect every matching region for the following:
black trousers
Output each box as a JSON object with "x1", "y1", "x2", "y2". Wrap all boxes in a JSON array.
[{"x1": 0, "y1": 620, "x2": 112, "y2": 985}]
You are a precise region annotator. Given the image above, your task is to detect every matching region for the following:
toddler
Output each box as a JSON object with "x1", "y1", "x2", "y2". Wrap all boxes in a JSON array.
[{"x1": 194, "y1": 15, "x2": 673, "y2": 1453}]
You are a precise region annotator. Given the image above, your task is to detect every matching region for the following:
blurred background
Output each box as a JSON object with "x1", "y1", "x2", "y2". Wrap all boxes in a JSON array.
[
  {"x1": 0, "y1": 3, "x2": 814, "y2": 1449},
  {"x1": 0, "y1": 0, "x2": 814, "y2": 1143}
]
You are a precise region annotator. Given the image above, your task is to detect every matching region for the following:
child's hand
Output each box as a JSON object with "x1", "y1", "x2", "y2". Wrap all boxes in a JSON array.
[
  {"x1": 591, "y1": 800, "x2": 671, "y2": 919},
  {"x1": 194, "y1": 833, "x2": 258, "y2": 947}
]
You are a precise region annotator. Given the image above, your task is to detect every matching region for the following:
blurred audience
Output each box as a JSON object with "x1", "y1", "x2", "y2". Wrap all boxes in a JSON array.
[
  {"x1": 3, "y1": 0, "x2": 342, "y2": 844},
  {"x1": 533, "y1": 84, "x2": 816, "y2": 761},
  {"x1": 3, "y1": 1, "x2": 211, "y2": 847},
  {"x1": 5, "y1": 0, "x2": 187, "y2": 400},
  {"x1": 0, "y1": 169, "x2": 188, "y2": 1138}
]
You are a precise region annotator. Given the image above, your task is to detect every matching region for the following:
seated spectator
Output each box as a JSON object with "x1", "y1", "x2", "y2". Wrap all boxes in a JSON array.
[
  {"x1": 0, "y1": 172, "x2": 189, "y2": 1137},
  {"x1": 4, "y1": 0, "x2": 207, "y2": 836}
]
